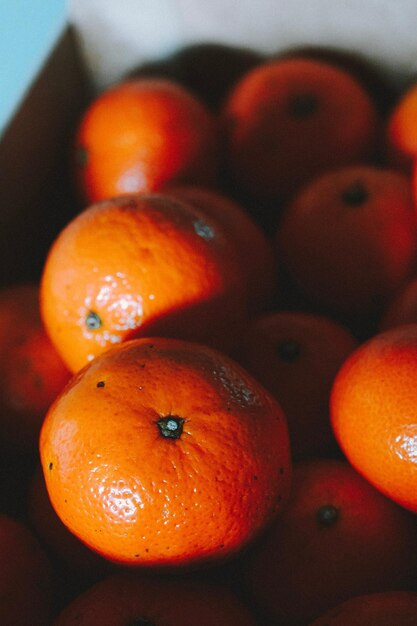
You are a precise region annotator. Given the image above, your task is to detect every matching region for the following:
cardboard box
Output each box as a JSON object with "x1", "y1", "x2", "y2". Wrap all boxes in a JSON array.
[{"x1": 3, "y1": 0, "x2": 417, "y2": 288}]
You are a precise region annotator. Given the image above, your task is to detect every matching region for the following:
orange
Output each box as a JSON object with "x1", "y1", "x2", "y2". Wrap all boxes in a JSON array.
[
  {"x1": 52, "y1": 572, "x2": 259, "y2": 626},
  {"x1": 331, "y1": 323, "x2": 417, "y2": 513},
  {"x1": 276, "y1": 165, "x2": 417, "y2": 323},
  {"x1": 39, "y1": 336, "x2": 291, "y2": 568},
  {"x1": 279, "y1": 44, "x2": 397, "y2": 115},
  {"x1": 73, "y1": 77, "x2": 218, "y2": 204},
  {"x1": 380, "y1": 276, "x2": 417, "y2": 330},
  {"x1": 0, "y1": 283, "x2": 71, "y2": 451},
  {"x1": 385, "y1": 82, "x2": 417, "y2": 170},
  {"x1": 309, "y1": 591, "x2": 417, "y2": 626},
  {"x1": 27, "y1": 466, "x2": 114, "y2": 583},
  {"x1": 165, "y1": 185, "x2": 276, "y2": 314},
  {"x1": 237, "y1": 311, "x2": 358, "y2": 460},
  {"x1": 40, "y1": 192, "x2": 247, "y2": 373},
  {"x1": 242, "y1": 458, "x2": 417, "y2": 626},
  {"x1": 222, "y1": 57, "x2": 378, "y2": 203},
  {"x1": 0, "y1": 513, "x2": 54, "y2": 625}
]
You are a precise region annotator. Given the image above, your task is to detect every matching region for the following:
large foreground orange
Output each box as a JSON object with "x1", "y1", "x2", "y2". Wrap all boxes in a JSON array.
[
  {"x1": 331, "y1": 324, "x2": 417, "y2": 512},
  {"x1": 40, "y1": 192, "x2": 246, "y2": 372},
  {"x1": 40, "y1": 337, "x2": 291, "y2": 568}
]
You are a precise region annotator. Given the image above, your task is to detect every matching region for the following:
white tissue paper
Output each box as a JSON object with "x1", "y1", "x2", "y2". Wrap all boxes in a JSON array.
[{"x1": 68, "y1": 0, "x2": 417, "y2": 91}]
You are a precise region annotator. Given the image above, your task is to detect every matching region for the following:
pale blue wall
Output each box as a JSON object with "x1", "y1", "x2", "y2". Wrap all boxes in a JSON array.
[{"x1": 0, "y1": 0, "x2": 67, "y2": 134}]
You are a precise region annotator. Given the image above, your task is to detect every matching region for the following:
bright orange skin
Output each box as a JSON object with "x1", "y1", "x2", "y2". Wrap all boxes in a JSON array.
[
  {"x1": 243, "y1": 459, "x2": 417, "y2": 626},
  {"x1": 53, "y1": 572, "x2": 259, "y2": 626},
  {"x1": 309, "y1": 591, "x2": 417, "y2": 626},
  {"x1": 73, "y1": 78, "x2": 218, "y2": 204},
  {"x1": 39, "y1": 337, "x2": 291, "y2": 568},
  {"x1": 386, "y1": 83, "x2": 417, "y2": 171},
  {"x1": 40, "y1": 193, "x2": 247, "y2": 373},
  {"x1": 0, "y1": 513, "x2": 54, "y2": 625},
  {"x1": 166, "y1": 185, "x2": 276, "y2": 314},
  {"x1": 237, "y1": 312, "x2": 358, "y2": 460},
  {"x1": 222, "y1": 57, "x2": 378, "y2": 202},
  {"x1": 276, "y1": 165, "x2": 417, "y2": 320},
  {"x1": 0, "y1": 284, "x2": 71, "y2": 451},
  {"x1": 331, "y1": 324, "x2": 417, "y2": 513}
]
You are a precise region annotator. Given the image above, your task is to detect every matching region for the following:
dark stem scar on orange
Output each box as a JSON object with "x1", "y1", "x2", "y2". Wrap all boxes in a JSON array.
[
  {"x1": 86, "y1": 311, "x2": 102, "y2": 330},
  {"x1": 288, "y1": 93, "x2": 319, "y2": 118},
  {"x1": 276, "y1": 339, "x2": 301, "y2": 363},
  {"x1": 341, "y1": 180, "x2": 369, "y2": 206},
  {"x1": 156, "y1": 415, "x2": 186, "y2": 439},
  {"x1": 317, "y1": 504, "x2": 340, "y2": 526}
]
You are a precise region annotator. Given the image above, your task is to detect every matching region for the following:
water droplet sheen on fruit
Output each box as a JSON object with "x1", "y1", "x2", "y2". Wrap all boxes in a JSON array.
[
  {"x1": 193, "y1": 219, "x2": 215, "y2": 240},
  {"x1": 117, "y1": 164, "x2": 147, "y2": 194},
  {"x1": 391, "y1": 425, "x2": 417, "y2": 464}
]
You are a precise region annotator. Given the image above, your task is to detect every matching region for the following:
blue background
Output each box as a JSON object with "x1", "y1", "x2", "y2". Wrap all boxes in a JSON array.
[{"x1": 0, "y1": 0, "x2": 67, "y2": 134}]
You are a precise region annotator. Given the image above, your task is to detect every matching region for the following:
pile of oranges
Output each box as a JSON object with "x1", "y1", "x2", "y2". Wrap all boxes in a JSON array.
[{"x1": 4, "y1": 41, "x2": 417, "y2": 625}]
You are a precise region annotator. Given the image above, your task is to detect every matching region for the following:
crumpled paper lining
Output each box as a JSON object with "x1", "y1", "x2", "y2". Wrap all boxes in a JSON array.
[{"x1": 68, "y1": 0, "x2": 417, "y2": 91}]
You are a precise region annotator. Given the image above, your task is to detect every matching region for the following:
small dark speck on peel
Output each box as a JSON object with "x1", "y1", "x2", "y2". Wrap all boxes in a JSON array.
[
  {"x1": 317, "y1": 504, "x2": 340, "y2": 526},
  {"x1": 48, "y1": 462, "x2": 53, "y2": 470},
  {"x1": 96, "y1": 381, "x2": 105, "y2": 388}
]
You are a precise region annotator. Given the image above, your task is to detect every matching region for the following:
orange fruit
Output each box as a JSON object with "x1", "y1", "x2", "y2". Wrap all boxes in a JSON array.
[
  {"x1": 331, "y1": 323, "x2": 417, "y2": 513},
  {"x1": 276, "y1": 165, "x2": 417, "y2": 322},
  {"x1": 279, "y1": 45, "x2": 397, "y2": 115},
  {"x1": 380, "y1": 276, "x2": 417, "y2": 330},
  {"x1": 242, "y1": 458, "x2": 417, "y2": 626},
  {"x1": 73, "y1": 78, "x2": 218, "y2": 204},
  {"x1": 27, "y1": 466, "x2": 114, "y2": 583},
  {"x1": 39, "y1": 336, "x2": 291, "y2": 568},
  {"x1": 222, "y1": 57, "x2": 378, "y2": 203},
  {"x1": 165, "y1": 185, "x2": 276, "y2": 314},
  {"x1": 237, "y1": 311, "x2": 358, "y2": 460},
  {"x1": 52, "y1": 572, "x2": 259, "y2": 626},
  {"x1": 0, "y1": 513, "x2": 54, "y2": 625},
  {"x1": 385, "y1": 82, "x2": 417, "y2": 170},
  {"x1": 0, "y1": 283, "x2": 71, "y2": 451},
  {"x1": 309, "y1": 591, "x2": 417, "y2": 626},
  {"x1": 40, "y1": 192, "x2": 247, "y2": 373}
]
